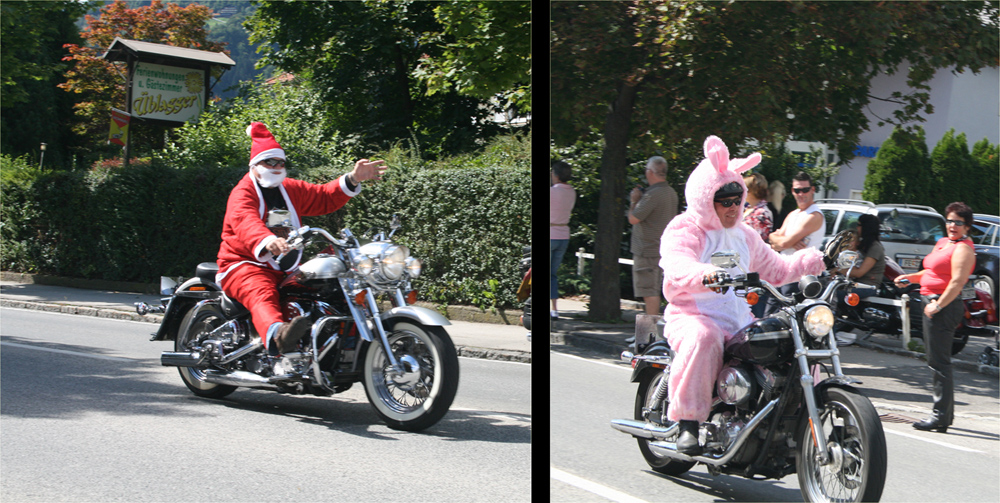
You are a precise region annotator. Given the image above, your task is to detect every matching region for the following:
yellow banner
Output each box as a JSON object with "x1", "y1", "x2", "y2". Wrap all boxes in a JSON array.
[{"x1": 109, "y1": 108, "x2": 130, "y2": 147}]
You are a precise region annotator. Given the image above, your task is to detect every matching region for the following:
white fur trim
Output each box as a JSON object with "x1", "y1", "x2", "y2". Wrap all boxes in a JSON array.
[
  {"x1": 340, "y1": 173, "x2": 362, "y2": 197},
  {"x1": 249, "y1": 148, "x2": 286, "y2": 168}
]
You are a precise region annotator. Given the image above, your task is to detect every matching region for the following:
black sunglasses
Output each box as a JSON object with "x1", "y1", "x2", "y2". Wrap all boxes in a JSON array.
[
  {"x1": 262, "y1": 158, "x2": 286, "y2": 168},
  {"x1": 714, "y1": 197, "x2": 742, "y2": 208},
  {"x1": 792, "y1": 187, "x2": 812, "y2": 194},
  {"x1": 945, "y1": 219, "x2": 967, "y2": 227}
]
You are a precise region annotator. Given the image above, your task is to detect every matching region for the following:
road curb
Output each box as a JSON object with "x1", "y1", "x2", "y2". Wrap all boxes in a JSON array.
[{"x1": 1, "y1": 299, "x2": 532, "y2": 364}]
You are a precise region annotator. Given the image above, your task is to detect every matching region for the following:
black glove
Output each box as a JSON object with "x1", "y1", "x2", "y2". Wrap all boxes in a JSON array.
[
  {"x1": 702, "y1": 270, "x2": 731, "y2": 294},
  {"x1": 823, "y1": 254, "x2": 836, "y2": 270}
]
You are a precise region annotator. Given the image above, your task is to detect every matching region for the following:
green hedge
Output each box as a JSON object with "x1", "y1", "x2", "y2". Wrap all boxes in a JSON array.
[{"x1": 1, "y1": 151, "x2": 530, "y2": 309}]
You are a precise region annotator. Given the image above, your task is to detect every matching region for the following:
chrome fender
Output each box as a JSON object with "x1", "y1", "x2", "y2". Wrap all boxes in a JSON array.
[{"x1": 380, "y1": 306, "x2": 452, "y2": 327}]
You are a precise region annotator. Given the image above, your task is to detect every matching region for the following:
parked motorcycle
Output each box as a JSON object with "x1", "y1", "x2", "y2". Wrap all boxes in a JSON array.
[
  {"x1": 136, "y1": 216, "x2": 459, "y2": 432},
  {"x1": 822, "y1": 232, "x2": 997, "y2": 355},
  {"x1": 611, "y1": 250, "x2": 887, "y2": 503}
]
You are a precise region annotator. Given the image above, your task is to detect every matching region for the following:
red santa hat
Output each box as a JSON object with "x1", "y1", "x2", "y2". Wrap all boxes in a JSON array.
[{"x1": 246, "y1": 122, "x2": 285, "y2": 167}]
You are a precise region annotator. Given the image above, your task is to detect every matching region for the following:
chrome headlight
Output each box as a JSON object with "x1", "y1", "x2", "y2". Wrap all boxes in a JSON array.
[
  {"x1": 382, "y1": 245, "x2": 407, "y2": 280},
  {"x1": 356, "y1": 257, "x2": 374, "y2": 276},
  {"x1": 405, "y1": 256, "x2": 422, "y2": 278},
  {"x1": 803, "y1": 305, "x2": 834, "y2": 339}
]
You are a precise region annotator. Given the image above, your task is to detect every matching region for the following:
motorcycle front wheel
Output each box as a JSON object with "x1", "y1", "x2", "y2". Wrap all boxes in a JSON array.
[
  {"x1": 633, "y1": 369, "x2": 695, "y2": 476},
  {"x1": 362, "y1": 321, "x2": 459, "y2": 432},
  {"x1": 175, "y1": 304, "x2": 238, "y2": 399},
  {"x1": 796, "y1": 386, "x2": 886, "y2": 503}
]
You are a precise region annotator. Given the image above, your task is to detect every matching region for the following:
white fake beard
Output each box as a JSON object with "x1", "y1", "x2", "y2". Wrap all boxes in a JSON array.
[{"x1": 254, "y1": 165, "x2": 286, "y2": 188}]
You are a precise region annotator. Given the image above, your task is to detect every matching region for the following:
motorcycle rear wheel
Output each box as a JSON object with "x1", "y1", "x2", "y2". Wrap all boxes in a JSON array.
[
  {"x1": 796, "y1": 386, "x2": 886, "y2": 503},
  {"x1": 633, "y1": 370, "x2": 695, "y2": 476},
  {"x1": 362, "y1": 321, "x2": 459, "y2": 432},
  {"x1": 176, "y1": 304, "x2": 238, "y2": 399}
]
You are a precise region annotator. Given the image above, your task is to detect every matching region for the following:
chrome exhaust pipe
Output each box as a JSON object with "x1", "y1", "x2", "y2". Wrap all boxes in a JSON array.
[
  {"x1": 645, "y1": 398, "x2": 779, "y2": 466},
  {"x1": 610, "y1": 419, "x2": 678, "y2": 440},
  {"x1": 161, "y1": 351, "x2": 206, "y2": 367},
  {"x1": 202, "y1": 369, "x2": 278, "y2": 389}
]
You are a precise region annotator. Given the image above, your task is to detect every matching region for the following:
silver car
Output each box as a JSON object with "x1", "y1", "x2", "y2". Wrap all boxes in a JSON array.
[{"x1": 816, "y1": 199, "x2": 946, "y2": 273}]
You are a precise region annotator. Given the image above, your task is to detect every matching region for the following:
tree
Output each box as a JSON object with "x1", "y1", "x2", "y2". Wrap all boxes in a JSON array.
[
  {"x1": 929, "y1": 129, "x2": 974, "y2": 213},
  {"x1": 970, "y1": 138, "x2": 1000, "y2": 215},
  {"x1": 862, "y1": 127, "x2": 932, "y2": 205},
  {"x1": 244, "y1": 0, "x2": 521, "y2": 159},
  {"x1": 0, "y1": 0, "x2": 89, "y2": 167},
  {"x1": 413, "y1": 1, "x2": 531, "y2": 113},
  {"x1": 551, "y1": 1, "x2": 999, "y2": 320},
  {"x1": 59, "y1": 0, "x2": 227, "y2": 159}
]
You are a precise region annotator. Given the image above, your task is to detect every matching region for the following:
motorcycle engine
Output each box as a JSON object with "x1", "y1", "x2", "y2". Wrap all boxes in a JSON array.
[
  {"x1": 705, "y1": 410, "x2": 747, "y2": 452},
  {"x1": 862, "y1": 307, "x2": 892, "y2": 330},
  {"x1": 716, "y1": 366, "x2": 755, "y2": 407}
]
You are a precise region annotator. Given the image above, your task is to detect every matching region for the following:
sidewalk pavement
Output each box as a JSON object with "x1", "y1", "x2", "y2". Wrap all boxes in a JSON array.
[
  {"x1": 0, "y1": 280, "x2": 531, "y2": 363},
  {"x1": 550, "y1": 297, "x2": 1000, "y2": 377}
]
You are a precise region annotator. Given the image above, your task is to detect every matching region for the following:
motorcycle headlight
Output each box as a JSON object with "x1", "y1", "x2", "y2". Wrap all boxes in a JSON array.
[
  {"x1": 356, "y1": 257, "x2": 374, "y2": 276},
  {"x1": 405, "y1": 256, "x2": 422, "y2": 278},
  {"x1": 803, "y1": 305, "x2": 834, "y2": 339},
  {"x1": 380, "y1": 245, "x2": 408, "y2": 280}
]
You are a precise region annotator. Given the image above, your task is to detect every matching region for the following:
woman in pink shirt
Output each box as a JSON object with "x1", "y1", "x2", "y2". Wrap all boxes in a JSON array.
[
  {"x1": 894, "y1": 202, "x2": 976, "y2": 433},
  {"x1": 550, "y1": 161, "x2": 576, "y2": 319}
]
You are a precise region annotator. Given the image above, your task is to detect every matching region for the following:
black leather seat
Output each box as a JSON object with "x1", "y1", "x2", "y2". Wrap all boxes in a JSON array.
[{"x1": 196, "y1": 262, "x2": 219, "y2": 283}]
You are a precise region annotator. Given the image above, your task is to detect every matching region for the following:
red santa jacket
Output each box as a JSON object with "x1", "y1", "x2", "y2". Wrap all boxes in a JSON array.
[{"x1": 216, "y1": 172, "x2": 360, "y2": 282}]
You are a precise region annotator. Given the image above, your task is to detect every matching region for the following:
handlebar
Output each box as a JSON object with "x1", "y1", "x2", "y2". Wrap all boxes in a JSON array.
[{"x1": 275, "y1": 226, "x2": 349, "y2": 264}]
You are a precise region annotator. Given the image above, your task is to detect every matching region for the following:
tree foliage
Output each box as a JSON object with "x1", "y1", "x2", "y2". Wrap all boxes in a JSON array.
[
  {"x1": 862, "y1": 127, "x2": 932, "y2": 205},
  {"x1": 413, "y1": 1, "x2": 531, "y2": 112},
  {"x1": 244, "y1": 0, "x2": 522, "y2": 159},
  {"x1": 551, "y1": 0, "x2": 999, "y2": 319},
  {"x1": 59, "y1": 0, "x2": 228, "y2": 157},
  {"x1": 0, "y1": 0, "x2": 88, "y2": 167}
]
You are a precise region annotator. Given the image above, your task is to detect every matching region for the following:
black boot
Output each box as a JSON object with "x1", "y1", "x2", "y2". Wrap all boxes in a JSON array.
[
  {"x1": 676, "y1": 420, "x2": 701, "y2": 455},
  {"x1": 270, "y1": 316, "x2": 312, "y2": 355},
  {"x1": 912, "y1": 415, "x2": 949, "y2": 433}
]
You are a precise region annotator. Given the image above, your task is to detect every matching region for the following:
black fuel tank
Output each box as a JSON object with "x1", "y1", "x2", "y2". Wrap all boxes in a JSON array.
[{"x1": 725, "y1": 317, "x2": 794, "y2": 365}]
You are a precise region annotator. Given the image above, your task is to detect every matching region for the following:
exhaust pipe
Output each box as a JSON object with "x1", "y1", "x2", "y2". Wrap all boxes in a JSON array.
[
  {"x1": 610, "y1": 398, "x2": 778, "y2": 467},
  {"x1": 202, "y1": 369, "x2": 278, "y2": 389},
  {"x1": 161, "y1": 351, "x2": 206, "y2": 367}
]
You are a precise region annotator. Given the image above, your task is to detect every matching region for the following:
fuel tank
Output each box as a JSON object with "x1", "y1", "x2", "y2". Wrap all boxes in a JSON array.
[{"x1": 724, "y1": 317, "x2": 794, "y2": 365}]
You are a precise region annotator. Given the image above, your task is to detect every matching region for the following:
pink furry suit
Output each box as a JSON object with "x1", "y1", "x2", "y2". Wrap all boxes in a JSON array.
[{"x1": 659, "y1": 136, "x2": 824, "y2": 423}]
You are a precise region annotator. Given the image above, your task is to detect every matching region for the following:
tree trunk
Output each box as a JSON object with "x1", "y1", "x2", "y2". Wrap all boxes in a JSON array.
[{"x1": 588, "y1": 81, "x2": 638, "y2": 321}]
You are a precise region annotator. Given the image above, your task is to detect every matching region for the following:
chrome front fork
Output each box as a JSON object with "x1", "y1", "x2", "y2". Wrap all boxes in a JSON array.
[{"x1": 788, "y1": 313, "x2": 841, "y2": 465}]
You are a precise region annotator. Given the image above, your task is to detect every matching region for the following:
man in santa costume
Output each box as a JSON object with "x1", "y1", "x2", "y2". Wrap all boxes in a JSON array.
[
  {"x1": 217, "y1": 122, "x2": 386, "y2": 356},
  {"x1": 658, "y1": 136, "x2": 824, "y2": 454}
]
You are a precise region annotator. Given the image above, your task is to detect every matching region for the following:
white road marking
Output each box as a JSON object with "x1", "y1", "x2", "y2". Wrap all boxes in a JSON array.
[
  {"x1": 551, "y1": 466, "x2": 650, "y2": 503},
  {"x1": 459, "y1": 355, "x2": 530, "y2": 365},
  {"x1": 883, "y1": 427, "x2": 986, "y2": 453},
  {"x1": 0, "y1": 341, "x2": 135, "y2": 362},
  {"x1": 552, "y1": 350, "x2": 631, "y2": 370}
]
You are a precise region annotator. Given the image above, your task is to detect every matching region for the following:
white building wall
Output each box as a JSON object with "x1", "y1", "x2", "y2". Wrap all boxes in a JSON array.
[{"x1": 827, "y1": 65, "x2": 999, "y2": 201}]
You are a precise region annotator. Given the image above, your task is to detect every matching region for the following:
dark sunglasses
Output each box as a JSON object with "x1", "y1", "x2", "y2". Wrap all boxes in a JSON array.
[
  {"x1": 714, "y1": 197, "x2": 742, "y2": 208},
  {"x1": 945, "y1": 219, "x2": 967, "y2": 227},
  {"x1": 262, "y1": 158, "x2": 286, "y2": 168},
  {"x1": 792, "y1": 187, "x2": 812, "y2": 194}
]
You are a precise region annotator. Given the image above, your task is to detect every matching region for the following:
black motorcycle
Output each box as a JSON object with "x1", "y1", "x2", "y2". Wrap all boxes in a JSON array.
[{"x1": 611, "y1": 250, "x2": 887, "y2": 503}]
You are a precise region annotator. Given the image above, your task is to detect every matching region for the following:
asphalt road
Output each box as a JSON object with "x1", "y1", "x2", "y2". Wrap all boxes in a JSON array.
[
  {"x1": 0, "y1": 307, "x2": 531, "y2": 502},
  {"x1": 550, "y1": 346, "x2": 1000, "y2": 503}
]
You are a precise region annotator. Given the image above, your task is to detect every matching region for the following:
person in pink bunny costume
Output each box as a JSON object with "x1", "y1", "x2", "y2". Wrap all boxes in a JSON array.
[{"x1": 658, "y1": 135, "x2": 825, "y2": 454}]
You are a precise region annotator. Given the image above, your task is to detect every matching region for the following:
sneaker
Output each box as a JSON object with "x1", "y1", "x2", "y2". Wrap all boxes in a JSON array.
[
  {"x1": 271, "y1": 316, "x2": 312, "y2": 355},
  {"x1": 625, "y1": 336, "x2": 636, "y2": 344},
  {"x1": 551, "y1": 310, "x2": 559, "y2": 320}
]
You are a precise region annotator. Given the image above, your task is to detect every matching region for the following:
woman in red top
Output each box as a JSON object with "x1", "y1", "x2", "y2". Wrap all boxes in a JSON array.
[{"x1": 894, "y1": 202, "x2": 976, "y2": 433}]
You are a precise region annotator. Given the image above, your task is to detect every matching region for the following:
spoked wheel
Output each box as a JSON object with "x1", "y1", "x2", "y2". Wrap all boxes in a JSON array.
[
  {"x1": 797, "y1": 386, "x2": 886, "y2": 503},
  {"x1": 633, "y1": 370, "x2": 695, "y2": 476},
  {"x1": 175, "y1": 304, "x2": 237, "y2": 399},
  {"x1": 362, "y1": 321, "x2": 459, "y2": 432}
]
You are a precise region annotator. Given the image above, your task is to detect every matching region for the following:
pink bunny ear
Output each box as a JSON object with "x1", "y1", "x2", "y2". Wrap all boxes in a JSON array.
[
  {"x1": 703, "y1": 135, "x2": 729, "y2": 173},
  {"x1": 729, "y1": 152, "x2": 762, "y2": 174}
]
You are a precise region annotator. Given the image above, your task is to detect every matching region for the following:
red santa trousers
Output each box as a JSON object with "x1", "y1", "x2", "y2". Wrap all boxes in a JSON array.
[{"x1": 219, "y1": 264, "x2": 286, "y2": 350}]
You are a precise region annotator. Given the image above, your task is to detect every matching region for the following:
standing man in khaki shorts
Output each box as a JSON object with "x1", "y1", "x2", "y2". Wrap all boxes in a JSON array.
[{"x1": 628, "y1": 156, "x2": 679, "y2": 315}]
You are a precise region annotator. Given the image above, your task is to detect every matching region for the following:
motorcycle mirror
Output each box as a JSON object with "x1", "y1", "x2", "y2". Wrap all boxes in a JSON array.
[
  {"x1": 266, "y1": 209, "x2": 292, "y2": 228},
  {"x1": 836, "y1": 250, "x2": 861, "y2": 270},
  {"x1": 390, "y1": 214, "x2": 401, "y2": 230},
  {"x1": 710, "y1": 250, "x2": 741, "y2": 270}
]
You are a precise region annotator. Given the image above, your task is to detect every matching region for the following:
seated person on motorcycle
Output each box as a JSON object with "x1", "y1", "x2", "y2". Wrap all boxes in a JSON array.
[
  {"x1": 830, "y1": 214, "x2": 886, "y2": 292},
  {"x1": 216, "y1": 122, "x2": 387, "y2": 356},
  {"x1": 659, "y1": 136, "x2": 825, "y2": 454}
]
